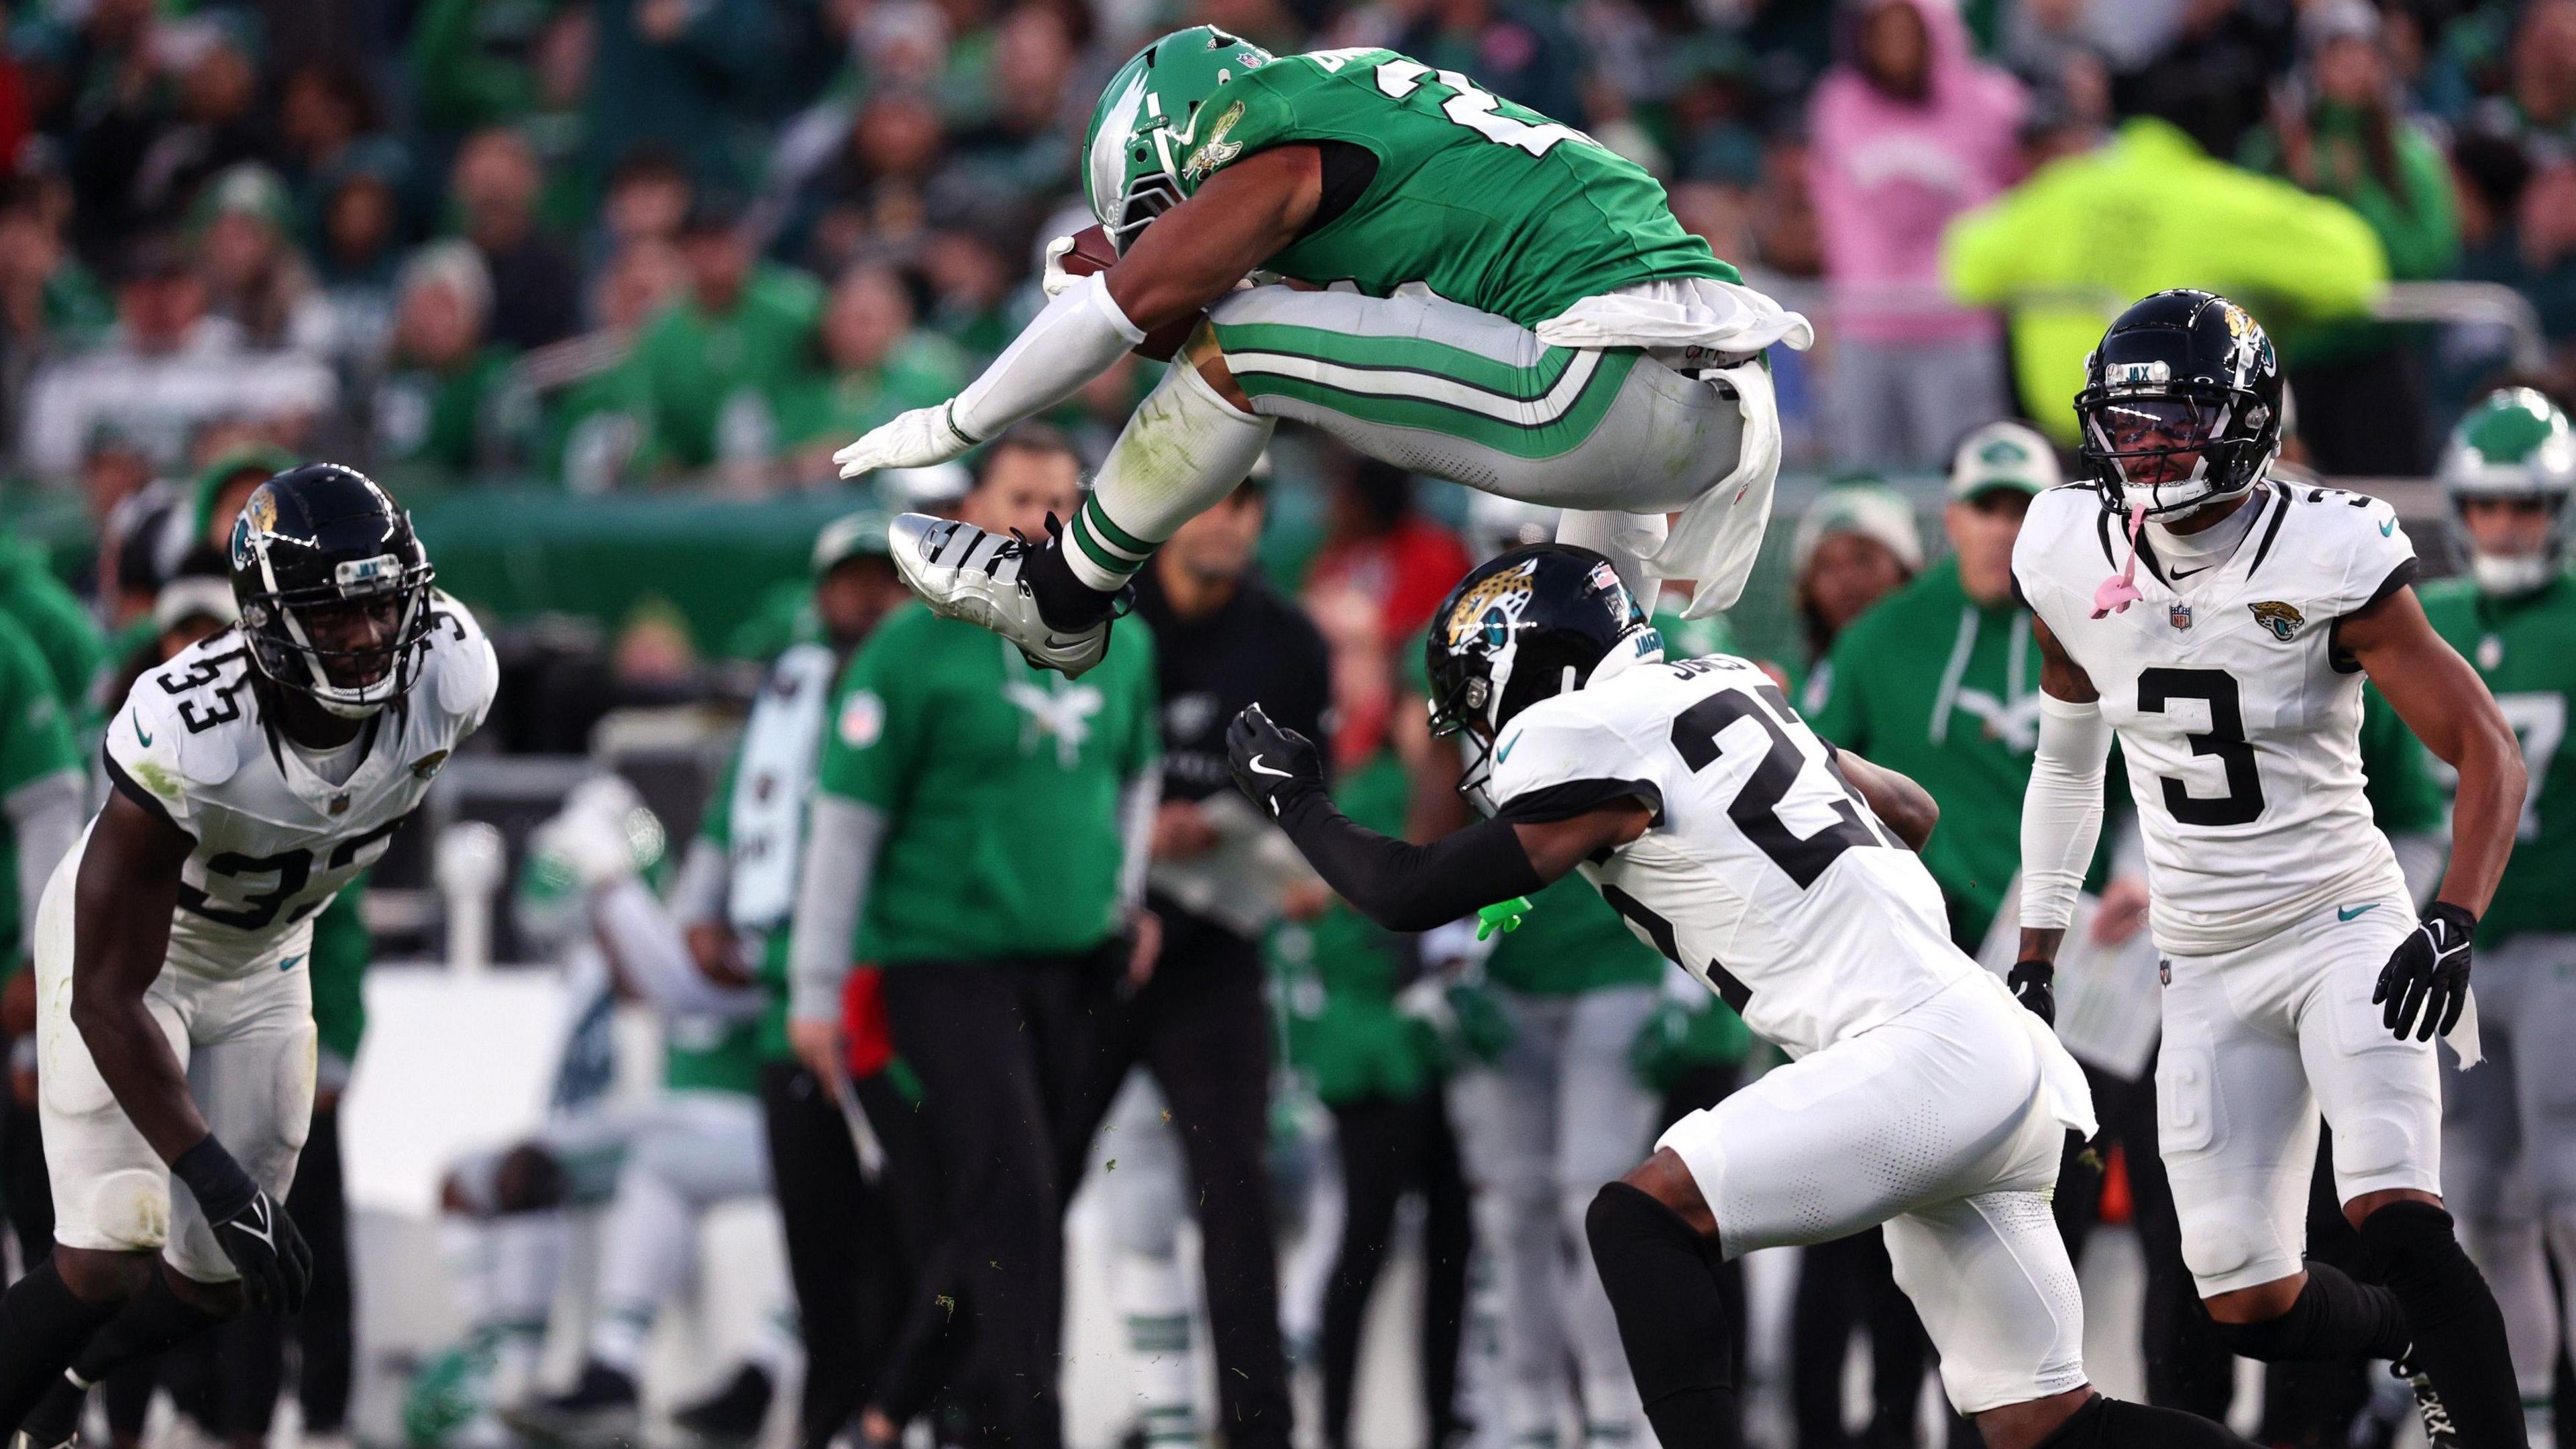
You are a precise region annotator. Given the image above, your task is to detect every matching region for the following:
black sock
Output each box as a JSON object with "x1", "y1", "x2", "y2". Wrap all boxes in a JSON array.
[
  {"x1": 2360, "y1": 1199, "x2": 2528, "y2": 1447},
  {"x1": 1020, "y1": 533, "x2": 1120, "y2": 630},
  {"x1": 17, "y1": 1266, "x2": 229, "y2": 1445},
  {"x1": 2204, "y1": 1260, "x2": 2410, "y2": 1362},
  {"x1": 2031, "y1": 1394, "x2": 2255, "y2": 1448},
  {"x1": 1584, "y1": 1182, "x2": 1739, "y2": 1449},
  {"x1": 0, "y1": 1263, "x2": 124, "y2": 1432}
]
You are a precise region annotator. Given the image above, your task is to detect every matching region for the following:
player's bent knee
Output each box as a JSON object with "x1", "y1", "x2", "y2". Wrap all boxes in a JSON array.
[
  {"x1": 2201, "y1": 1273, "x2": 2306, "y2": 1326},
  {"x1": 1614, "y1": 1148, "x2": 1715, "y2": 1238},
  {"x1": 2343, "y1": 1185, "x2": 2440, "y2": 1233},
  {"x1": 2176, "y1": 1198, "x2": 2287, "y2": 1291}
]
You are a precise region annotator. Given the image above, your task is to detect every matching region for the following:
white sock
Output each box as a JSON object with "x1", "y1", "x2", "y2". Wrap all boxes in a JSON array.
[
  {"x1": 590, "y1": 1165, "x2": 696, "y2": 1372},
  {"x1": 488, "y1": 1213, "x2": 566, "y2": 1340},
  {"x1": 1118, "y1": 1248, "x2": 1197, "y2": 1443},
  {"x1": 1552, "y1": 510, "x2": 1668, "y2": 615},
  {"x1": 1065, "y1": 361, "x2": 1274, "y2": 593}
]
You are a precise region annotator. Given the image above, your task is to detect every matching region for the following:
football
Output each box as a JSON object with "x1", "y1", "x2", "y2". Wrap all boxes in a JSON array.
[{"x1": 1060, "y1": 223, "x2": 1122, "y2": 279}]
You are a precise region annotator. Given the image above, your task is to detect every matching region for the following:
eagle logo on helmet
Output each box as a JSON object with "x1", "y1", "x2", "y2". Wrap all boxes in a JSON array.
[{"x1": 2249, "y1": 600, "x2": 2305, "y2": 641}]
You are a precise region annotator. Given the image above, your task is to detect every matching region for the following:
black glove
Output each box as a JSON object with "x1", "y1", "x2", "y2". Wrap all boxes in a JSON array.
[
  {"x1": 2008, "y1": 959, "x2": 2057, "y2": 1028},
  {"x1": 2375, "y1": 901, "x2": 2475, "y2": 1042},
  {"x1": 174, "y1": 1136, "x2": 313, "y2": 1313},
  {"x1": 1226, "y1": 703, "x2": 1324, "y2": 819}
]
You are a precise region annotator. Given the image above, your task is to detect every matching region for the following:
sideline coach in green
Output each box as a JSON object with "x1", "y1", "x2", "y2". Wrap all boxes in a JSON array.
[{"x1": 786, "y1": 426, "x2": 1161, "y2": 1449}]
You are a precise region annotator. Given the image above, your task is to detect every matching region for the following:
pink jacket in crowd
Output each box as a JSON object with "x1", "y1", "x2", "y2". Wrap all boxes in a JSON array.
[{"x1": 1807, "y1": 0, "x2": 2025, "y2": 344}]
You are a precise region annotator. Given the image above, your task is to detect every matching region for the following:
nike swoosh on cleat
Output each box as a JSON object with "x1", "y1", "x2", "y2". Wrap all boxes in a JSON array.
[
  {"x1": 2337, "y1": 904, "x2": 2380, "y2": 921},
  {"x1": 1247, "y1": 756, "x2": 1292, "y2": 778}
]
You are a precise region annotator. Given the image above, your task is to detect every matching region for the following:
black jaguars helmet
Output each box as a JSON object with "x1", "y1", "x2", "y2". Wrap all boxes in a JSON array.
[
  {"x1": 1426, "y1": 544, "x2": 1661, "y2": 795},
  {"x1": 2074, "y1": 288, "x2": 2284, "y2": 519},
  {"x1": 227, "y1": 464, "x2": 437, "y2": 720}
]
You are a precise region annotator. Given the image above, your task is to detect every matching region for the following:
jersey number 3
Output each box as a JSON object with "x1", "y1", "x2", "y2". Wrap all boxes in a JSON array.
[
  {"x1": 2137, "y1": 667, "x2": 2265, "y2": 826},
  {"x1": 1670, "y1": 684, "x2": 1886, "y2": 888}
]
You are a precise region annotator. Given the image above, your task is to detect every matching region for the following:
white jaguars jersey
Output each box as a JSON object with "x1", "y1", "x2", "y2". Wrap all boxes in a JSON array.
[
  {"x1": 98, "y1": 590, "x2": 496, "y2": 981},
  {"x1": 2013, "y1": 480, "x2": 2414, "y2": 957},
  {"x1": 1487, "y1": 653, "x2": 1977, "y2": 1059}
]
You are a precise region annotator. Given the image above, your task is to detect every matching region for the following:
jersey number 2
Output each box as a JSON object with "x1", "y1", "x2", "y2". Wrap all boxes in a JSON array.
[
  {"x1": 2136, "y1": 667, "x2": 2265, "y2": 826},
  {"x1": 1669, "y1": 684, "x2": 1885, "y2": 888},
  {"x1": 1366, "y1": 58, "x2": 1593, "y2": 156}
]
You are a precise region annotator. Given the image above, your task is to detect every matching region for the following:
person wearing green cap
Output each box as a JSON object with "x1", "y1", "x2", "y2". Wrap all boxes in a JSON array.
[{"x1": 658, "y1": 502, "x2": 918, "y2": 1449}]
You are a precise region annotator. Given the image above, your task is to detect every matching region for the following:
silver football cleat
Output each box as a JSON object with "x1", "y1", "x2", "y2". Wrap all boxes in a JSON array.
[{"x1": 887, "y1": 513, "x2": 1112, "y2": 677}]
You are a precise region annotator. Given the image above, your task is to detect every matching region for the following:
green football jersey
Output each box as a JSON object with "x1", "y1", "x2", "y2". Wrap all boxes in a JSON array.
[
  {"x1": 1175, "y1": 48, "x2": 1733, "y2": 327},
  {"x1": 0, "y1": 612, "x2": 76, "y2": 961},
  {"x1": 2422, "y1": 573, "x2": 2576, "y2": 941}
]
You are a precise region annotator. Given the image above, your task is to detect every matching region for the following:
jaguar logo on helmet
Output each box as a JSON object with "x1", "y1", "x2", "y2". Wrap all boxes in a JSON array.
[
  {"x1": 2249, "y1": 600, "x2": 2305, "y2": 641},
  {"x1": 1442, "y1": 558, "x2": 1540, "y2": 655}
]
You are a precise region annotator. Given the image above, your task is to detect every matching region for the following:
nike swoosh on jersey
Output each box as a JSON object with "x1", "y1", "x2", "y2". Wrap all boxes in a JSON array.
[
  {"x1": 133, "y1": 714, "x2": 152, "y2": 747},
  {"x1": 2379, "y1": 519, "x2": 2396, "y2": 536},
  {"x1": 277, "y1": 955, "x2": 302, "y2": 972},
  {"x1": 2337, "y1": 904, "x2": 2380, "y2": 921},
  {"x1": 1247, "y1": 756, "x2": 1292, "y2": 778},
  {"x1": 2170, "y1": 566, "x2": 2208, "y2": 580},
  {"x1": 1497, "y1": 733, "x2": 1521, "y2": 763}
]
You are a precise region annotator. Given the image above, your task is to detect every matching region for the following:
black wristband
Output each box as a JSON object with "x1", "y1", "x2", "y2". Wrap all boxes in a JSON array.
[{"x1": 171, "y1": 1134, "x2": 256, "y2": 1224}]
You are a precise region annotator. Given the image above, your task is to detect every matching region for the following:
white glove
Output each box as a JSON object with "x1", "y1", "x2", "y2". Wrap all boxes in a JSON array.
[
  {"x1": 1040, "y1": 234, "x2": 1080, "y2": 298},
  {"x1": 834, "y1": 400, "x2": 978, "y2": 480}
]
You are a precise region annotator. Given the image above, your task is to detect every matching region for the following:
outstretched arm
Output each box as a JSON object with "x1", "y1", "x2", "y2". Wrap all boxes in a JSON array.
[
  {"x1": 1228, "y1": 704, "x2": 1647, "y2": 931},
  {"x1": 835, "y1": 148, "x2": 1322, "y2": 478},
  {"x1": 2339, "y1": 587, "x2": 2525, "y2": 919}
]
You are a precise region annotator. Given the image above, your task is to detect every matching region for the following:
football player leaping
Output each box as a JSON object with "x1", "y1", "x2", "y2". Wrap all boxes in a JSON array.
[
  {"x1": 834, "y1": 26, "x2": 1809, "y2": 676},
  {"x1": 1228, "y1": 544, "x2": 2261, "y2": 1449},
  {"x1": 2012, "y1": 290, "x2": 2528, "y2": 1448},
  {"x1": 0, "y1": 465, "x2": 496, "y2": 1444}
]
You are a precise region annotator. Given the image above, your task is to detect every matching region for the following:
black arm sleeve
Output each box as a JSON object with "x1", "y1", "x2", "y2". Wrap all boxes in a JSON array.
[{"x1": 1271, "y1": 787, "x2": 1547, "y2": 933}]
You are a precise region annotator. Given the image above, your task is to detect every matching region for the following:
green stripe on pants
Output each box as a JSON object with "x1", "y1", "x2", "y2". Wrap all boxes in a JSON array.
[{"x1": 1228, "y1": 350, "x2": 1642, "y2": 462}]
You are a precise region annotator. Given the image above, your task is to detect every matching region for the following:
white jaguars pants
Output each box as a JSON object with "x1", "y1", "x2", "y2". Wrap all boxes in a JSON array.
[
  {"x1": 2155, "y1": 892, "x2": 2440, "y2": 1298},
  {"x1": 1655, "y1": 974, "x2": 2088, "y2": 1415},
  {"x1": 33, "y1": 844, "x2": 316, "y2": 1281}
]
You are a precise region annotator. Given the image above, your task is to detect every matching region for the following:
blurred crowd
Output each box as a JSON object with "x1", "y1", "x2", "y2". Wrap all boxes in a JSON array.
[{"x1": 5, "y1": 0, "x2": 2576, "y2": 537}]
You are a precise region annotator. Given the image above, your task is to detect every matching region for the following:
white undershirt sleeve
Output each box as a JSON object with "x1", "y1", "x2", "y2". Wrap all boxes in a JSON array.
[
  {"x1": 786, "y1": 795, "x2": 888, "y2": 1027},
  {"x1": 593, "y1": 877, "x2": 763, "y2": 1021},
  {"x1": 2021, "y1": 693, "x2": 2113, "y2": 932},
  {"x1": 949, "y1": 273, "x2": 1148, "y2": 443},
  {"x1": 665, "y1": 836, "x2": 730, "y2": 929}
]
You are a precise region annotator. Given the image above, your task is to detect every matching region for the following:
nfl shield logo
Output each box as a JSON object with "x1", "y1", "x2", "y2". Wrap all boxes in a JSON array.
[{"x1": 2169, "y1": 602, "x2": 2193, "y2": 630}]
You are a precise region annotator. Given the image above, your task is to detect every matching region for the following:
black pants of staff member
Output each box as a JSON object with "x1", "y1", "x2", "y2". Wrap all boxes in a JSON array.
[
  {"x1": 2050, "y1": 1062, "x2": 2234, "y2": 1416},
  {"x1": 875, "y1": 956, "x2": 1107, "y2": 1449},
  {"x1": 761, "y1": 1060, "x2": 935, "y2": 1449},
  {"x1": 1065, "y1": 906, "x2": 1294, "y2": 1449},
  {"x1": 1321, "y1": 1090, "x2": 1471, "y2": 1449}
]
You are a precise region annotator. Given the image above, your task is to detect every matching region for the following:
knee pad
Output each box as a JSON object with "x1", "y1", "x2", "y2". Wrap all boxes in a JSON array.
[
  {"x1": 492, "y1": 1145, "x2": 567, "y2": 1213},
  {"x1": 2175, "y1": 1197, "x2": 2281, "y2": 1285},
  {"x1": 2330, "y1": 1108, "x2": 2420, "y2": 1186}
]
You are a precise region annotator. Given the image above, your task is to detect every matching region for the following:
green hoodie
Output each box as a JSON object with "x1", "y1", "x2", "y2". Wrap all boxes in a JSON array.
[{"x1": 2239, "y1": 105, "x2": 2459, "y2": 368}]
